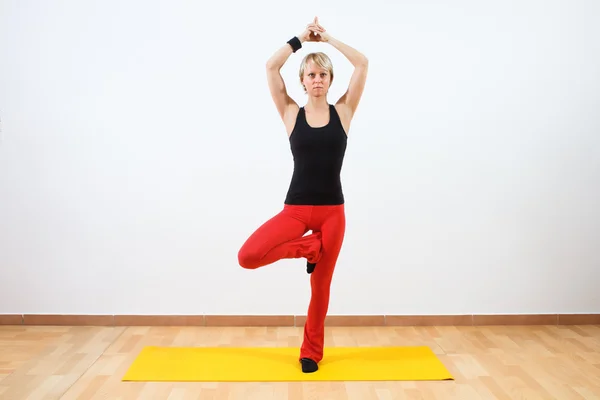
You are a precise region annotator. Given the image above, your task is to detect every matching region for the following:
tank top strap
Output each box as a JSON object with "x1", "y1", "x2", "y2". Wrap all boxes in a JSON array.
[
  {"x1": 297, "y1": 106, "x2": 307, "y2": 125},
  {"x1": 328, "y1": 104, "x2": 341, "y2": 126}
]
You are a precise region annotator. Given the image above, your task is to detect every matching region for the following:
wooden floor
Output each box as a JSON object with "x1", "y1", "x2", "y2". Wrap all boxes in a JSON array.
[{"x1": 0, "y1": 324, "x2": 598, "y2": 399}]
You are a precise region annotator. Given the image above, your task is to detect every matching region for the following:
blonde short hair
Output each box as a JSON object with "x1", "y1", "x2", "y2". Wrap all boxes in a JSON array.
[{"x1": 299, "y1": 52, "x2": 334, "y2": 92}]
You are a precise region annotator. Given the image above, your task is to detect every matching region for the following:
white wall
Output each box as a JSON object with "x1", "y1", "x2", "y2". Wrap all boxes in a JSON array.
[{"x1": 1, "y1": 0, "x2": 599, "y2": 316}]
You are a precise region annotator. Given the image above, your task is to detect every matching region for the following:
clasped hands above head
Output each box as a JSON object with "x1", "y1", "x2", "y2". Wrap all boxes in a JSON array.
[{"x1": 299, "y1": 16, "x2": 331, "y2": 43}]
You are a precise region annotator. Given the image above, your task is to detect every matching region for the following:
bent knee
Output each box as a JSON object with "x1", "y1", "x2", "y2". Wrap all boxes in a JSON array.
[{"x1": 238, "y1": 247, "x2": 260, "y2": 269}]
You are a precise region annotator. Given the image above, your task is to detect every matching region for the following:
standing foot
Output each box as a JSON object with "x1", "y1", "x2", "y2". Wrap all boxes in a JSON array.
[{"x1": 300, "y1": 357, "x2": 318, "y2": 373}]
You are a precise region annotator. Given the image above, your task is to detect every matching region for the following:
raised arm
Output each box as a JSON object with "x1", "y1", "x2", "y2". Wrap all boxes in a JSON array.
[
  {"x1": 312, "y1": 18, "x2": 368, "y2": 120},
  {"x1": 266, "y1": 20, "x2": 323, "y2": 129},
  {"x1": 332, "y1": 37, "x2": 368, "y2": 116},
  {"x1": 266, "y1": 44, "x2": 297, "y2": 121}
]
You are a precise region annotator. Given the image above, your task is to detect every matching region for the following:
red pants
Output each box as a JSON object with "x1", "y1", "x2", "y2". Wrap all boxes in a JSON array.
[{"x1": 237, "y1": 204, "x2": 346, "y2": 363}]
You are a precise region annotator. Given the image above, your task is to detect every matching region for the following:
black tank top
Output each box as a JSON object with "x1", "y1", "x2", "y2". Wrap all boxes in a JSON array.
[{"x1": 284, "y1": 104, "x2": 347, "y2": 205}]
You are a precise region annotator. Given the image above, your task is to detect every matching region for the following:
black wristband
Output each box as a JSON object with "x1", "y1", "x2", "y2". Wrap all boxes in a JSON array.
[{"x1": 287, "y1": 36, "x2": 302, "y2": 53}]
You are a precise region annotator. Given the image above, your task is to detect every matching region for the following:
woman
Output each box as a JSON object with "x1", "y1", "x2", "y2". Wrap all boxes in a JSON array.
[{"x1": 238, "y1": 17, "x2": 368, "y2": 373}]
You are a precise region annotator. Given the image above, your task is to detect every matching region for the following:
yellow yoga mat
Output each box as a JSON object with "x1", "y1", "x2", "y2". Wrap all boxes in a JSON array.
[{"x1": 122, "y1": 346, "x2": 453, "y2": 382}]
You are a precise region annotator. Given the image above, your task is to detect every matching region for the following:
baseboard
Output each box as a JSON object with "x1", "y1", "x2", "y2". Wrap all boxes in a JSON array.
[{"x1": 1, "y1": 314, "x2": 599, "y2": 326}]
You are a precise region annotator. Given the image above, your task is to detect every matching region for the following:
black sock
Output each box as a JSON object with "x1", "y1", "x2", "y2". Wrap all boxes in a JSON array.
[
  {"x1": 306, "y1": 261, "x2": 316, "y2": 274},
  {"x1": 301, "y1": 357, "x2": 318, "y2": 373}
]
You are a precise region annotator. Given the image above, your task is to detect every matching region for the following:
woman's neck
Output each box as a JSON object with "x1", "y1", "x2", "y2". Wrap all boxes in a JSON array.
[{"x1": 305, "y1": 96, "x2": 329, "y2": 112}]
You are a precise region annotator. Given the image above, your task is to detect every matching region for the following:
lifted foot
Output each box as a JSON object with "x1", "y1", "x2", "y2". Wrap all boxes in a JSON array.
[
  {"x1": 301, "y1": 357, "x2": 318, "y2": 373},
  {"x1": 306, "y1": 261, "x2": 317, "y2": 274}
]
